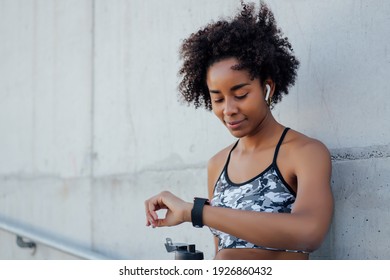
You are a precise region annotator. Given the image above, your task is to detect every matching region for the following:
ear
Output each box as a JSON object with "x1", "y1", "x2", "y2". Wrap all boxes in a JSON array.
[
  {"x1": 263, "y1": 79, "x2": 275, "y2": 99},
  {"x1": 265, "y1": 84, "x2": 271, "y2": 101}
]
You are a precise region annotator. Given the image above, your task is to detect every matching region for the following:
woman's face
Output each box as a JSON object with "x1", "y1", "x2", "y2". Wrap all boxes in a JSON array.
[{"x1": 206, "y1": 57, "x2": 271, "y2": 138}]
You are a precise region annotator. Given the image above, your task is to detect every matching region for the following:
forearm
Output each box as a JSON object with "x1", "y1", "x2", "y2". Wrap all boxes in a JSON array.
[
  {"x1": 202, "y1": 205, "x2": 322, "y2": 252},
  {"x1": 145, "y1": 192, "x2": 329, "y2": 252}
]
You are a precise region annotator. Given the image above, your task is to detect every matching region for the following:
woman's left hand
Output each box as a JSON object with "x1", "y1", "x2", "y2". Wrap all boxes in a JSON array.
[{"x1": 144, "y1": 191, "x2": 192, "y2": 228}]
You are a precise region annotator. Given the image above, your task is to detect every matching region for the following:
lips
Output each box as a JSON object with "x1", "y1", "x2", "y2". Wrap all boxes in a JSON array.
[{"x1": 225, "y1": 119, "x2": 245, "y2": 129}]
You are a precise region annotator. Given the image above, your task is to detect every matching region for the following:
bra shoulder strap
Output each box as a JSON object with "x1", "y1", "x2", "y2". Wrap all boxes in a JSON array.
[
  {"x1": 272, "y1": 127, "x2": 290, "y2": 164},
  {"x1": 225, "y1": 139, "x2": 239, "y2": 166}
]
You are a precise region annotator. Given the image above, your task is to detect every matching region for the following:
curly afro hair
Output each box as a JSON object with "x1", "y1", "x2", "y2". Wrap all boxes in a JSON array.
[{"x1": 178, "y1": 1, "x2": 299, "y2": 110}]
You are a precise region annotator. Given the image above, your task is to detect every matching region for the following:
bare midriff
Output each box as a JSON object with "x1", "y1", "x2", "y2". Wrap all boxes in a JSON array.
[{"x1": 214, "y1": 248, "x2": 309, "y2": 260}]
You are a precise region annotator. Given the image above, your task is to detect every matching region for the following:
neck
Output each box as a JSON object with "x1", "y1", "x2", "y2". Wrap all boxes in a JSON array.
[{"x1": 238, "y1": 111, "x2": 284, "y2": 153}]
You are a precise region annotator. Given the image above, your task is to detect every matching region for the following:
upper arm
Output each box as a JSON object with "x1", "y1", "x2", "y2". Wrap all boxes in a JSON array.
[
  {"x1": 207, "y1": 157, "x2": 218, "y2": 200},
  {"x1": 292, "y1": 140, "x2": 333, "y2": 247},
  {"x1": 207, "y1": 148, "x2": 230, "y2": 255},
  {"x1": 207, "y1": 147, "x2": 230, "y2": 200},
  {"x1": 207, "y1": 155, "x2": 221, "y2": 255}
]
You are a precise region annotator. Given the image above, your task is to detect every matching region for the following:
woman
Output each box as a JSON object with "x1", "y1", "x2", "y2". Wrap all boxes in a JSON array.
[{"x1": 145, "y1": 2, "x2": 333, "y2": 260}]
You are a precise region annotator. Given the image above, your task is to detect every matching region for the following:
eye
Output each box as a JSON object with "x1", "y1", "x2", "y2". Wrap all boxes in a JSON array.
[
  {"x1": 213, "y1": 98, "x2": 224, "y2": 103},
  {"x1": 235, "y1": 93, "x2": 248, "y2": 100}
]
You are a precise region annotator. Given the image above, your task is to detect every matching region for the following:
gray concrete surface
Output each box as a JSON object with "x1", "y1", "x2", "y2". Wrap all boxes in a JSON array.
[{"x1": 0, "y1": 0, "x2": 389, "y2": 259}]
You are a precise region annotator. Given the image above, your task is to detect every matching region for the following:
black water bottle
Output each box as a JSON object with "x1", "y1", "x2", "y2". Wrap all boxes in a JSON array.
[{"x1": 164, "y1": 238, "x2": 204, "y2": 260}]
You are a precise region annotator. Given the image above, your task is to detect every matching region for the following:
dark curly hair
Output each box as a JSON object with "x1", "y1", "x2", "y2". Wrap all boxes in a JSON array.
[{"x1": 178, "y1": 1, "x2": 299, "y2": 110}]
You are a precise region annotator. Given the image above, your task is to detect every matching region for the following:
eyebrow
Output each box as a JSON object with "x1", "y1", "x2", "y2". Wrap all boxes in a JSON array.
[{"x1": 209, "y1": 83, "x2": 250, "y2": 94}]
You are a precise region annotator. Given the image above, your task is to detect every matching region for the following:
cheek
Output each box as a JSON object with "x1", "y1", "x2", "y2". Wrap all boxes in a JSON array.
[
  {"x1": 247, "y1": 95, "x2": 267, "y2": 112},
  {"x1": 211, "y1": 106, "x2": 219, "y2": 116},
  {"x1": 212, "y1": 105, "x2": 224, "y2": 120}
]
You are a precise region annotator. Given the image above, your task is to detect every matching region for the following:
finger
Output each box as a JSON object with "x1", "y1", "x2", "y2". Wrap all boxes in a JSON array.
[
  {"x1": 149, "y1": 201, "x2": 169, "y2": 221},
  {"x1": 146, "y1": 216, "x2": 155, "y2": 227},
  {"x1": 148, "y1": 208, "x2": 158, "y2": 221},
  {"x1": 155, "y1": 209, "x2": 174, "y2": 228},
  {"x1": 146, "y1": 216, "x2": 152, "y2": 227},
  {"x1": 144, "y1": 200, "x2": 151, "y2": 226},
  {"x1": 156, "y1": 218, "x2": 166, "y2": 228},
  {"x1": 145, "y1": 198, "x2": 159, "y2": 222},
  {"x1": 145, "y1": 201, "x2": 157, "y2": 227},
  {"x1": 144, "y1": 193, "x2": 171, "y2": 227},
  {"x1": 145, "y1": 210, "x2": 157, "y2": 226}
]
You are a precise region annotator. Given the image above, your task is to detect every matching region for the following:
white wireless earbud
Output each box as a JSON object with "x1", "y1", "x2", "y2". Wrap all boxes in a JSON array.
[{"x1": 265, "y1": 84, "x2": 271, "y2": 101}]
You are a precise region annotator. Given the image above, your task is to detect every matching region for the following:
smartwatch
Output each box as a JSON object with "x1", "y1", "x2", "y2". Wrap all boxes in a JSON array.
[{"x1": 191, "y1": 197, "x2": 210, "y2": 228}]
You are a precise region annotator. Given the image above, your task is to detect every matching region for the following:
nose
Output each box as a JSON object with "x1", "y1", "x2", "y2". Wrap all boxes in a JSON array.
[{"x1": 223, "y1": 98, "x2": 238, "y2": 116}]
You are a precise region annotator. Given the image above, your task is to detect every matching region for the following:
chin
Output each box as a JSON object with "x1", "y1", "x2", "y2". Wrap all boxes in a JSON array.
[{"x1": 228, "y1": 130, "x2": 246, "y2": 138}]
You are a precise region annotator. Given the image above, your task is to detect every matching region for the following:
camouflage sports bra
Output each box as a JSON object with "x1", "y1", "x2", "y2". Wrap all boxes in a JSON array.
[{"x1": 210, "y1": 128, "x2": 308, "y2": 253}]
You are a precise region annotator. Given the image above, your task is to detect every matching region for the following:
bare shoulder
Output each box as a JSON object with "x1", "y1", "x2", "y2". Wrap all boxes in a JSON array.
[
  {"x1": 207, "y1": 143, "x2": 235, "y2": 173},
  {"x1": 207, "y1": 142, "x2": 236, "y2": 196},
  {"x1": 287, "y1": 129, "x2": 330, "y2": 156},
  {"x1": 286, "y1": 129, "x2": 331, "y2": 174}
]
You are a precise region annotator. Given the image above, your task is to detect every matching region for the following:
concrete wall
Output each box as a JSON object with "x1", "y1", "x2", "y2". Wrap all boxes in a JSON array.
[{"x1": 0, "y1": 0, "x2": 389, "y2": 259}]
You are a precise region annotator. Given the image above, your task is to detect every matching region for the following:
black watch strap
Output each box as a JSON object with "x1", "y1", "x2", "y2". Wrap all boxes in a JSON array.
[{"x1": 191, "y1": 197, "x2": 210, "y2": 228}]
